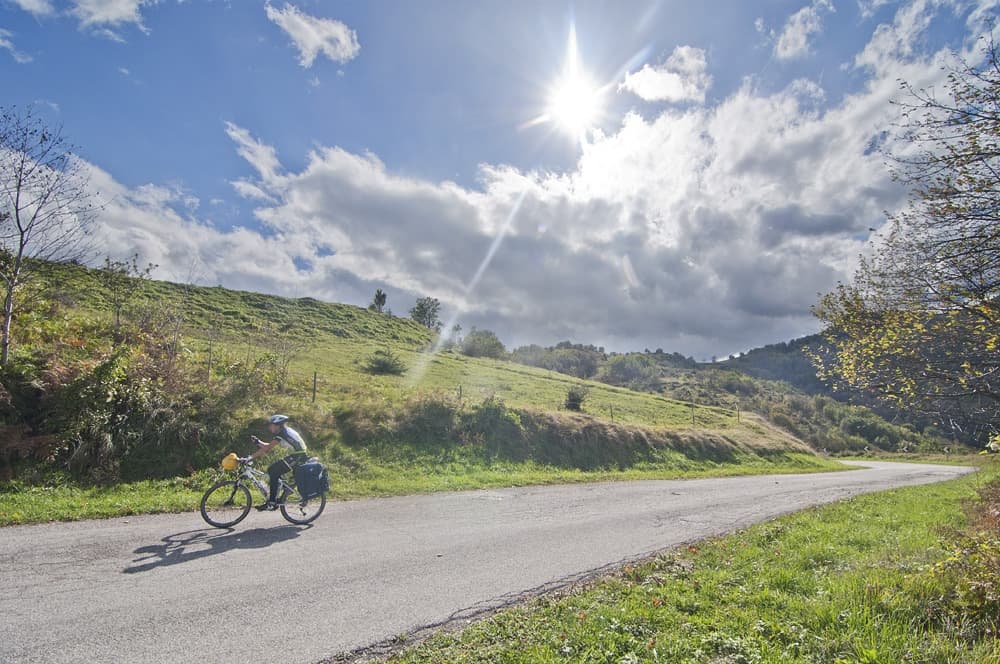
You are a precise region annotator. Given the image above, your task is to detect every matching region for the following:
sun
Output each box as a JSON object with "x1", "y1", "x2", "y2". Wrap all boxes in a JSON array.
[
  {"x1": 535, "y1": 25, "x2": 606, "y2": 142},
  {"x1": 547, "y1": 70, "x2": 602, "y2": 138}
]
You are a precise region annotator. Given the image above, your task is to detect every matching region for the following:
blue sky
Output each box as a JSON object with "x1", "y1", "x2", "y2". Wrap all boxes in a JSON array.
[{"x1": 0, "y1": 0, "x2": 995, "y2": 357}]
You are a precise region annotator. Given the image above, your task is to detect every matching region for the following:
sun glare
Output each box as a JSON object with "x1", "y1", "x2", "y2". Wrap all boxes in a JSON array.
[
  {"x1": 547, "y1": 71, "x2": 602, "y2": 137},
  {"x1": 536, "y1": 25, "x2": 606, "y2": 143}
]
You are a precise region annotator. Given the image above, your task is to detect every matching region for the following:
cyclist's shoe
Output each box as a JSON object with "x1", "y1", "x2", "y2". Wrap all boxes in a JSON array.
[{"x1": 255, "y1": 502, "x2": 279, "y2": 511}]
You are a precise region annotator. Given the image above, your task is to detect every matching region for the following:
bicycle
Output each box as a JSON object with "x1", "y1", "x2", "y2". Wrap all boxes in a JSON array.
[{"x1": 200, "y1": 457, "x2": 326, "y2": 528}]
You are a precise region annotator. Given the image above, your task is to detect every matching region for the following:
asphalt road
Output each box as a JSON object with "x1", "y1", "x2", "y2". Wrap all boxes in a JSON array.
[{"x1": 0, "y1": 461, "x2": 974, "y2": 663}]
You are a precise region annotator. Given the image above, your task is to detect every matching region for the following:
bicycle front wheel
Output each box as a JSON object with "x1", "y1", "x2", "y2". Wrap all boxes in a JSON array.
[
  {"x1": 200, "y1": 480, "x2": 252, "y2": 528},
  {"x1": 280, "y1": 491, "x2": 326, "y2": 525}
]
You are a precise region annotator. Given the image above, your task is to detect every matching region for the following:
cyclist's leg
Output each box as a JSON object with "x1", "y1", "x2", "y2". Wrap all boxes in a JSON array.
[
  {"x1": 280, "y1": 453, "x2": 309, "y2": 498},
  {"x1": 267, "y1": 458, "x2": 291, "y2": 502}
]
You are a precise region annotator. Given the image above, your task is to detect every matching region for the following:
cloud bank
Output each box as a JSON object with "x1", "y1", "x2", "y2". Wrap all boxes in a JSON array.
[{"x1": 87, "y1": 2, "x2": 988, "y2": 357}]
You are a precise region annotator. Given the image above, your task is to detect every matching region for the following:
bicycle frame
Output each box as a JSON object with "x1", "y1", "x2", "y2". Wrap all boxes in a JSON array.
[{"x1": 236, "y1": 464, "x2": 295, "y2": 503}]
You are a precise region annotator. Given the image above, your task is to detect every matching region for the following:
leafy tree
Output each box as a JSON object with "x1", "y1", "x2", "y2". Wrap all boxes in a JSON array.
[
  {"x1": 0, "y1": 106, "x2": 95, "y2": 365},
  {"x1": 410, "y1": 296, "x2": 441, "y2": 331},
  {"x1": 510, "y1": 344, "x2": 548, "y2": 367},
  {"x1": 97, "y1": 254, "x2": 156, "y2": 331},
  {"x1": 813, "y1": 41, "x2": 1000, "y2": 444},
  {"x1": 510, "y1": 341, "x2": 605, "y2": 378},
  {"x1": 599, "y1": 354, "x2": 661, "y2": 391},
  {"x1": 369, "y1": 288, "x2": 387, "y2": 314},
  {"x1": 460, "y1": 327, "x2": 506, "y2": 359}
]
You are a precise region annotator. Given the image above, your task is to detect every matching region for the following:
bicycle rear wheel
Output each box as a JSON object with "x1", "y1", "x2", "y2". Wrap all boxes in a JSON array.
[
  {"x1": 280, "y1": 491, "x2": 326, "y2": 525},
  {"x1": 200, "y1": 480, "x2": 252, "y2": 528}
]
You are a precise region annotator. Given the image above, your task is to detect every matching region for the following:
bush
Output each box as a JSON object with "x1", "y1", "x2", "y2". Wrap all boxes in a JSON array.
[
  {"x1": 460, "y1": 397, "x2": 525, "y2": 458},
  {"x1": 460, "y1": 328, "x2": 506, "y2": 359},
  {"x1": 395, "y1": 394, "x2": 459, "y2": 447},
  {"x1": 49, "y1": 350, "x2": 223, "y2": 481},
  {"x1": 922, "y1": 478, "x2": 1000, "y2": 636},
  {"x1": 565, "y1": 385, "x2": 589, "y2": 411},
  {"x1": 363, "y1": 348, "x2": 406, "y2": 375}
]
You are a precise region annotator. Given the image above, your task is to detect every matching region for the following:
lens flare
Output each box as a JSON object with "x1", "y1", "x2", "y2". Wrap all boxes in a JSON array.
[{"x1": 406, "y1": 192, "x2": 528, "y2": 386}]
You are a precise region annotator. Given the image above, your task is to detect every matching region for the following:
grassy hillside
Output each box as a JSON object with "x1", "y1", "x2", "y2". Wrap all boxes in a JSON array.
[
  {"x1": 0, "y1": 262, "x2": 844, "y2": 524},
  {"x1": 505, "y1": 342, "x2": 950, "y2": 455},
  {"x1": 31, "y1": 261, "x2": 749, "y2": 432}
]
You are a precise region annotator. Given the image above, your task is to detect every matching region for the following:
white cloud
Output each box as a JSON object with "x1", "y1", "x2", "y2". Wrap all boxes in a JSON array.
[
  {"x1": 620, "y1": 46, "x2": 712, "y2": 103},
  {"x1": 265, "y1": 3, "x2": 360, "y2": 68},
  {"x1": 8, "y1": 0, "x2": 154, "y2": 38},
  {"x1": 224, "y1": 121, "x2": 284, "y2": 191},
  {"x1": 775, "y1": 0, "x2": 835, "y2": 60},
  {"x1": 0, "y1": 28, "x2": 31, "y2": 64},
  {"x1": 70, "y1": 0, "x2": 151, "y2": 33},
  {"x1": 858, "y1": 0, "x2": 893, "y2": 19},
  {"x1": 854, "y1": 0, "x2": 938, "y2": 72},
  {"x1": 9, "y1": 0, "x2": 54, "y2": 17}
]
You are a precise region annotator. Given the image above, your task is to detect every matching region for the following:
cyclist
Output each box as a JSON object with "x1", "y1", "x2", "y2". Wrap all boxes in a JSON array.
[{"x1": 249, "y1": 414, "x2": 308, "y2": 511}]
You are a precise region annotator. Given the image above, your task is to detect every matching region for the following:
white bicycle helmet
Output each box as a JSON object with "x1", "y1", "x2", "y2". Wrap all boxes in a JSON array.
[{"x1": 268, "y1": 414, "x2": 290, "y2": 425}]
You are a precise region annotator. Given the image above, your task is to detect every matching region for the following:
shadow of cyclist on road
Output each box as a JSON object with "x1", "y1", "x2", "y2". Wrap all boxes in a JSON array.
[{"x1": 124, "y1": 524, "x2": 310, "y2": 574}]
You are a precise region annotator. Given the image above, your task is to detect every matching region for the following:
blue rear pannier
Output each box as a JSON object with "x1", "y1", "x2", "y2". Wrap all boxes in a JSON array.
[{"x1": 293, "y1": 460, "x2": 330, "y2": 499}]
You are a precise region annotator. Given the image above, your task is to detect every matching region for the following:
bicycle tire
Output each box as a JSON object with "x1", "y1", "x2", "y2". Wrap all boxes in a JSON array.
[
  {"x1": 280, "y1": 492, "x2": 326, "y2": 525},
  {"x1": 200, "y1": 480, "x2": 252, "y2": 528}
]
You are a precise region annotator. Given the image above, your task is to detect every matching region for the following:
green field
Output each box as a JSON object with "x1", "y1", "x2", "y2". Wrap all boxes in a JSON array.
[{"x1": 391, "y1": 464, "x2": 1000, "y2": 663}]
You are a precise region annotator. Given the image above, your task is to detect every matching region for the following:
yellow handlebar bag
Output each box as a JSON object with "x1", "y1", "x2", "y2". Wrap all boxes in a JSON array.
[{"x1": 220, "y1": 453, "x2": 239, "y2": 471}]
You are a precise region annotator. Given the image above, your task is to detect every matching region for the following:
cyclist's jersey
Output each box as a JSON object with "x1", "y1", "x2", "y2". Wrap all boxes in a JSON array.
[{"x1": 274, "y1": 425, "x2": 307, "y2": 453}]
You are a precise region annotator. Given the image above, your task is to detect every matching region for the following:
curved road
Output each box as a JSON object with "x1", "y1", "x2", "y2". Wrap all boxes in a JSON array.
[{"x1": 0, "y1": 461, "x2": 972, "y2": 663}]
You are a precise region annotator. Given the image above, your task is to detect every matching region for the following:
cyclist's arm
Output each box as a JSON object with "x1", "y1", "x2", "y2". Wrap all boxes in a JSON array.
[{"x1": 249, "y1": 437, "x2": 278, "y2": 459}]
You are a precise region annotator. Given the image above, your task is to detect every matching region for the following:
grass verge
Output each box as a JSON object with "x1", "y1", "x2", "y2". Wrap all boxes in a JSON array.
[
  {"x1": 0, "y1": 452, "x2": 843, "y2": 526},
  {"x1": 389, "y1": 463, "x2": 999, "y2": 664}
]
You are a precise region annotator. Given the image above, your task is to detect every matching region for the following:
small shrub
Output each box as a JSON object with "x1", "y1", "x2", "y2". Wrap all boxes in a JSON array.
[
  {"x1": 565, "y1": 385, "x2": 589, "y2": 411},
  {"x1": 363, "y1": 348, "x2": 406, "y2": 375},
  {"x1": 929, "y1": 531, "x2": 1000, "y2": 635},
  {"x1": 919, "y1": 478, "x2": 1000, "y2": 637}
]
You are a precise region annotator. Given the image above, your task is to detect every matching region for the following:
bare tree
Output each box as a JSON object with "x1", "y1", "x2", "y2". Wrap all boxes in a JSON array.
[
  {"x1": 259, "y1": 322, "x2": 309, "y2": 392},
  {"x1": 0, "y1": 106, "x2": 95, "y2": 364},
  {"x1": 97, "y1": 253, "x2": 156, "y2": 331}
]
